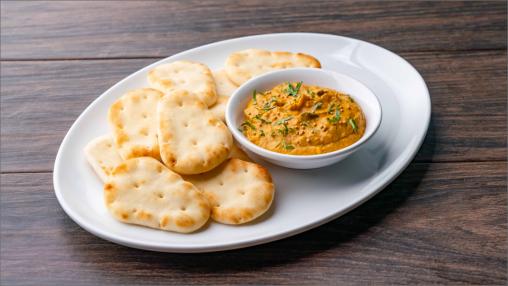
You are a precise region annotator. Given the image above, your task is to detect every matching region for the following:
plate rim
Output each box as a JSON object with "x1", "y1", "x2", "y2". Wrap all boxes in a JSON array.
[{"x1": 53, "y1": 32, "x2": 431, "y2": 253}]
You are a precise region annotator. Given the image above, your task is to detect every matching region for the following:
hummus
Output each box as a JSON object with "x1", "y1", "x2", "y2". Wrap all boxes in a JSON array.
[{"x1": 240, "y1": 82, "x2": 366, "y2": 155}]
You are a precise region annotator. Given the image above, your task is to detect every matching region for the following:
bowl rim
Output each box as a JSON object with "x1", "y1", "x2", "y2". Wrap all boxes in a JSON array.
[{"x1": 225, "y1": 67, "x2": 383, "y2": 161}]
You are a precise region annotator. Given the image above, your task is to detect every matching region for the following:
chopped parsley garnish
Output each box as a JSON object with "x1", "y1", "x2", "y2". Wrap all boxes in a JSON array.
[
  {"x1": 285, "y1": 81, "x2": 302, "y2": 97},
  {"x1": 281, "y1": 138, "x2": 294, "y2": 150},
  {"x1": 252, "y1": 90, "x2": 258, "y2": 105},
  {"x1": 311, "y1": 102, "x2": 323, "y2": 113},
  {"x1": 253, "y1": 114, "x2": 271, "y2": 124},
  {"x1": 278, "y1": 124, "x2": 289, "y2": 136},
  {"x1": 262, "y1": 97, "x2": 277, "y2": 111},
  {"x1": 259, "y1": 130, "x2": 265, "y2": 136},
  {"x1": 328, "y1": 103, "x2": 336, "y2": 114},
  {"x1": 327, "y1": 108, "x2": 341, "y2": 124},
  {"x1": 262, "y1": 104, "x2": 276, "y2": 111},
  {"x1": 274, "y1": 116, "x2": 293, "y2": 126},
  {"x1": 348, "y1": 118, "x2": 358, "y2": 133},
  {"x1": 241, "y1": 120, "x2": 256, "y2": 131}
]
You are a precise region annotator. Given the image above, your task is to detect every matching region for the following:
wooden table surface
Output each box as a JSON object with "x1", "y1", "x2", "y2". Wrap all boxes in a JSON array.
[{"x1": 1, "y1": 1, "x2": 506, "y2": 285}]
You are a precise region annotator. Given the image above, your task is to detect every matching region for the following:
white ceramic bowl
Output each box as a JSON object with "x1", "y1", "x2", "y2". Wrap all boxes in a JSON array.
[{"x1": 226, "y1": 68, "x2": 382, "y2": 169}]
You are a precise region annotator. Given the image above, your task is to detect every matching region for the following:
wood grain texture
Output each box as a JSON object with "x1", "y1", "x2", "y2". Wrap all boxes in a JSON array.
[
  {"x1": 1, "y1": 51, "x2": 506, "y2": 172},
  {"x1": 1, "y1": 1, "x2": 506, "y2": 59},
  {"x1": 1, "y1": 1, "x2": 506, "y2": 285},
  {"x1": 1, "y1": 162, "x2": 506, "y2": 285}
]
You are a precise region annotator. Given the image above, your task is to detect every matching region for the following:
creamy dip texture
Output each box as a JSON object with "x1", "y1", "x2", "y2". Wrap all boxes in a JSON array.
[{"x1": 239, "y1": 82, "x2": 366, "y2": 155}]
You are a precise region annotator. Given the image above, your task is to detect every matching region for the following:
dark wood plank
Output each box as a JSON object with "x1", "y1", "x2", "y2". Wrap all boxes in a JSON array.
[
  {"x1": 1, "y1": 51, "x2": 506, "y2": 172},
  {"x1": 1, "y1": 1, "x2": 506, "y2": 59},
  {"x1": 1, "y1": 162, "x2": 506, "y2": 285}
]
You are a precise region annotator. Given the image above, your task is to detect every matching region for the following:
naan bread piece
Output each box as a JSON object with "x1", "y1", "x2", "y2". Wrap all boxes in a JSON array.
[
  {"x1": 208, "y1": 95, "x2": 228, "y2": 122},
  {"x1": 84, "y1": 135, "x2": 123, "y2": 182},
  {"x1": 212, "y1": 69, "x2": 238, "y2": 96},
  {"x1": 104, "y1": 157, "x2": 211, "y2": 233},
  {"x1": 108, "y1": 88, "x2": 163, "y2": 160},
  {"x1": 184, "y1": 158, "x2": 274, "y2": 224},
  {"x1": 225, "y1": 49, "x2": 321, "y2": 85},
  {"x1": 148, "y1": 60, "x2": 217, "y2": 107},
  {"x1": 157, "y1": 90, "x2": 232, "y2": 175},
  {"x1": 228, "y1": 142, "x2": 252, "y2": 162}
]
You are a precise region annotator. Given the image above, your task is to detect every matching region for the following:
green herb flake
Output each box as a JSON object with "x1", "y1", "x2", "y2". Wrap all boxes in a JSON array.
[
  {"x1": 274, "y1": 116, "x2": 293, "y2": 126},
  {"x1": 327, "y1": 108, "x2": 341, "y2": 124},
  {"x1": 281, "y1": 139, "x2": 295, "y2": 150},
  {"x1": 252, "y1": 90, "x2": 257, "y2": 105},
  {"x1": 311, "y1": 102, "x2": 323, "y2": 113},
  {"x1": 286, "y1": 81, "x2": 303, "y2": 97},
  {"x1": 241, "y1": 120, "x2": 256, "y2": 131},
  {"x1": 260, "y1": 130, "x2": 265, "y2": 136},
  {"x1": 253, "y1": 114, "x2": 271, "y2": 124},
  {"x1": 262, "y1": 97, "x2": 278, "y2": 111},
  {"x1": 328, "y1": 103, "x2": 336, "y2": 114},
  {"x1": 348, "y1": 118, "x2": 358, "y2": 133}
]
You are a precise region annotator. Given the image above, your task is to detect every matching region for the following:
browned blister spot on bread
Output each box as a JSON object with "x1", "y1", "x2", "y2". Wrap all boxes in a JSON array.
[
  {"x1": 105, "y1": 157, "x2": 210, "y2": 233},
  {"x1": 108, "y1": 88, "x2": 163, "y2": 161},
  {"x1": 84, "y1": 135, "x2": 124, "y2": 182},
  {"x1": 225, "y1": 49, "x2": 321, "y2": 85},
  {"x1": 148, "y1": 60, "x2": 217, "y2": 107},
  {"x1": 157, "y1": 90, "x2": 232, "y2": 174},
  {"x1": 184, "y1": 159, "x2": 275, "y2": 225}
]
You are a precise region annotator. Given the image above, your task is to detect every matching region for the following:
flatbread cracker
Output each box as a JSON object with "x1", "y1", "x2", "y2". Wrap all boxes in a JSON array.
[
  {"x1": 208, "y1": 95, "x2": 228, "y2": 122},
  {"x1": 228, "y1": 142, "x2": 252, "y2": 162},
  {"x1": 184, "y1": 158, "x2": 274, "y2": 224},
  {"x1": 104, "y1": 157, "x2": 211, "y2": 233},
  {"x1": 212, "y1": 69, "x2": 238, "y2": 96},
  {"x1": 157, "y1": 90, "x2": 232, "y2": 175},
  {"x1": 108, "y1": 88, "x2": 163, "y2": 160},
  {"x1": 148, "y1": 60, "x2": 217, "y2": 107},
  {"x1": 225, "y1": 49, "x2": 321, "y2": 85},
  {"x1": 84, "y1": 135, "x2": 123, "y2": 182}
]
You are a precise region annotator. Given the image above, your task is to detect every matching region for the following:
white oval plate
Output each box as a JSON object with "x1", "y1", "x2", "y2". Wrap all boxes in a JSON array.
[{"x1": 54, "y1": 33, "x2": 430, "y2": 253}]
